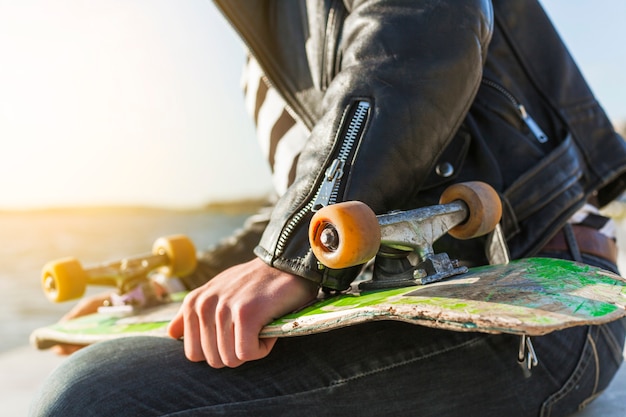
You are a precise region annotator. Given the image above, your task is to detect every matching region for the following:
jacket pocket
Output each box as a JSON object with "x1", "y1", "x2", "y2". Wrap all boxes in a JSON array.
[
  {"x1": 465, "y1": 78, "x2": 562, "y2": 191},
  {"x1": 474, "y1": 78, "x2": 554, "y2": 161},
  {"x1": 480, "y1": 79, "x2": 551, "y2": 146}
]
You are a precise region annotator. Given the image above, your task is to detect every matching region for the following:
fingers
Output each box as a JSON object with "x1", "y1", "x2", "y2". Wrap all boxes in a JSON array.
[
  {"x1": 236, "y1": 323, "x2": 277, "y2": 363},
  {"x1": 168, "y1": 288, "x2": 276, "y2": 368},
  {"x1": 168, "y1": 289, "x2": 253, "y2": 368},
  {"x1": 171, "y1": 289, "x2": 219, "y2": 364},
  {"x1": 52, "y1": 343, "x2": 87, "y2": 356},
  {"x1": 200, "y1": 317, "x2": 225, "y2": 367},
  {"x1": 164, "y1": 259, "x2": 317, "y2": 368},
  {"x1": 59, "y1": 292, "x2": 112, "y2": 322},
  {"x1": 182, "y1": 310, "x2": 206, "y2": 363},
  {"x1": 194, "y1": 297, "x2": 265, "y2": 368},
  {"x1": 215, "y1": 307, "x2": 248, "y2": 368}
]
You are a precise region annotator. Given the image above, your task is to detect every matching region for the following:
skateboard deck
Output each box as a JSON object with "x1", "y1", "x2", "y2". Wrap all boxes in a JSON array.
[
  {"x1": 30, "y1": 257, "x2": 626, "y2": 349},
  {"x1": 31, "y1": 293, "x2": 186, "y2": 350}
]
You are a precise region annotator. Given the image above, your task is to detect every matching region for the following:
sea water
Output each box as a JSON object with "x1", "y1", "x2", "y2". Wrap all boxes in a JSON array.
[{"x1": 0, "y1": 207, "x2": 253, "y2": 352}]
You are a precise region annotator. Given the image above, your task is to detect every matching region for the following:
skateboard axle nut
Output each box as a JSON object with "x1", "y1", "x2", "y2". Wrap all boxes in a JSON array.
[
  {"x1": 43, "y1": 274, "x2": 56, "y2": 292},
  {"x1": 320, "y1": 226, "x2": 339, "y2": 251}
]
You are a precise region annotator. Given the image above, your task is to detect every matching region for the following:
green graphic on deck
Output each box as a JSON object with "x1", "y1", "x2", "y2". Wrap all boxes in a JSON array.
[{"x1": 262, "y1": 258, "x2": 626, "y2": 337}]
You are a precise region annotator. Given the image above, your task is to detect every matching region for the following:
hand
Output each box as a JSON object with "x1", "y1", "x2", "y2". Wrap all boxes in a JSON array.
[
  {"x1": 51, "y1": 292, "x2": 112, "y2": 355},
  {"x1": 167, "y1": 258, "x2": 318, "y2": 368}
]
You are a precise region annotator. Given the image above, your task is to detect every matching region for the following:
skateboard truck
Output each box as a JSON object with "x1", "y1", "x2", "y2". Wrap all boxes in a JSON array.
[
  {"x1": 360, "y1": 201, "x2": 470, "y2": 290},
  {"x1": 41, "y1": 235, "x2": 197, "y2": 312},
  {"x1": 309, "y1": 182, "x2": 502, "y2": 290}
]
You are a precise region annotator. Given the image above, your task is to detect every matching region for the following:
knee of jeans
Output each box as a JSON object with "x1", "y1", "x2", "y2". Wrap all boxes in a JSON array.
[
  {"x1": 29, "y1": 351, "x2": 95, "y2": 416},
  {"x1": 30, "y1": 338, "x2": 165, "y2": 416}
]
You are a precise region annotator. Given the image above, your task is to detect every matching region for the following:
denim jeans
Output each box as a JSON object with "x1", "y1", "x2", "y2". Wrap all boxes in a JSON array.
[{"x1": 30, "y1": 254, "x2": 625, "y2": 417}]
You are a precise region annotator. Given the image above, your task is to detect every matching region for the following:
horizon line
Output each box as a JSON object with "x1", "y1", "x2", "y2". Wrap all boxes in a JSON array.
[{"x1": 0, "y1": 196, "x2": 270, "y2": 214}]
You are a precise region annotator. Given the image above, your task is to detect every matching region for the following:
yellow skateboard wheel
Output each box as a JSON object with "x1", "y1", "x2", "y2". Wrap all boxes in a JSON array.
[
  {"x1": 152, "y1": 235, "x2": 197, "y2": 277},
  {"x1": 41, "y1": 257, "x2": 88, "y2": 302},
  {"x1": 309, "y1": 201, "x2": 381, "y2": 269},
  {"x1": 439, "y1": 181, "x2": 502, "y2": 240}
]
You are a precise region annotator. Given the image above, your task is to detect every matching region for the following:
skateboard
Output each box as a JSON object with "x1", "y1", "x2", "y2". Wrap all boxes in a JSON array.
[
  {"x1": 31, "y1": 234, "x2": 197, "y2": 349},
  {"x1": 31, "y1": 257, "x2": 626, "y2": 351},
  {"x1": 31, "y1": 292, "x2": 187, "y2": 349},
  {"x1": 30, "y1": 182, "x2": 626, "y2": 368},
  {"x1": 260, "y1": 257, "x2": 626, "y2": 337}
]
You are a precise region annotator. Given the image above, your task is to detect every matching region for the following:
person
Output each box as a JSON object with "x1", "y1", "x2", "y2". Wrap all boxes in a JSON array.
[{"x1": 30, "y1": 1, "x2": 626, "y2": 416}]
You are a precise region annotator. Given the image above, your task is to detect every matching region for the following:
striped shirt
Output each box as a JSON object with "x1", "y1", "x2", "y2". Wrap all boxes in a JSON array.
[{"x1": 241, "y1": 55, "x2": 309, "y2": 197}]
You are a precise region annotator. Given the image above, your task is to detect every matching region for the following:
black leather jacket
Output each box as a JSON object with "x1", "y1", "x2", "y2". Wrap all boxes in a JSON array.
[{"x1": 213, "y1": 0, "x2": 626, "y2": 290}]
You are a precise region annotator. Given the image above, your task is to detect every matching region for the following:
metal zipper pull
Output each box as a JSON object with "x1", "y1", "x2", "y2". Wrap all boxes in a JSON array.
[
  {"x1": 275, "y1": 100, "x2": 370, "y2": 257},
  {"x1": 518, "y1": 334, "x2": 539, "y2": 370},
  {"x1": 311, "y1": 100, "x2": 369, "y2": 212},
  {"x1": 518, "y1": 104, "x2": 549, "y2": 144},
  {"x1": 312, "y1": 159, "x2": 345, "y2": 211}
]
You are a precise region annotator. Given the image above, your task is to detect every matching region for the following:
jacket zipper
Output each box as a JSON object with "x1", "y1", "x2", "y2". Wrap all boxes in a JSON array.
[
  {"x1": 481, "y1": 79, "x2": 549, "y2": 144},
  {"x1": 276, "y1": 100, "x2": 371, "y2": 256}
]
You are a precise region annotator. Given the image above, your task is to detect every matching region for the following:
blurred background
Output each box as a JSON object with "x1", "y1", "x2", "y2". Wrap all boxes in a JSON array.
[{"x1": 0, "y1": 0, "x2": 624, "y2": 354}]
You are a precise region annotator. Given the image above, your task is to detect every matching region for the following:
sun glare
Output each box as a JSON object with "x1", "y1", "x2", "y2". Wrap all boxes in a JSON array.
[
  {"x1": 0, "y1": 1, "x2": 624, "y2": 210},
  {"x1": 0, "y1": 1, "x2": 271, "y2": 210}
]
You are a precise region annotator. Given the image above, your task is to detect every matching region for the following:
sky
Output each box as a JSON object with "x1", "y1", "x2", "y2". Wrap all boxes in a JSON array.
[{"x1": 0, "y1": 0, "x2": 624, "y2": 210}]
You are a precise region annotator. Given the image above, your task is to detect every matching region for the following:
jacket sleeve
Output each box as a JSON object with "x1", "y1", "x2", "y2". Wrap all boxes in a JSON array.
[{"x1": 254, "y1": 0, "x2": 494, "y2": 290}]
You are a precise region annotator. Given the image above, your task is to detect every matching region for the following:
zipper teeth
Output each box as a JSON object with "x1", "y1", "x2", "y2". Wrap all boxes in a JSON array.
[
  {"x1": 276, "y1": 200, "x2": 314, "y2": 252},
  {"x1": 481, "y1": 79, "x2": 519, "y2": 106},
  {"x1": 328, "y1": 101, "x2": 370, "y2": 205},
  {"x1": 336, "y1": 102, "x2": 370, "y2": 163},
  {"x1": 276, "y1": 100, "x2": 370, "y2": 256},
  {"x1": 327, "y1": 176, "x2": 341, "y2": 206}
]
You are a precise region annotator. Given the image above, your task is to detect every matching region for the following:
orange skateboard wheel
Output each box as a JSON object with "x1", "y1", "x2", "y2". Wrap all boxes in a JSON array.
[
  {"x1": 41, "y1": 257, "x2": 88, "y2": 302},
  {"x1": 439, "y1": 181, "x2": 502, "y2": 240},
  {"x1": 152, "y1": 235, "x2": 197, "y2": 277},
  {"x1": 309, "y1": 201, "x2": 381, "y2": 269}
]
